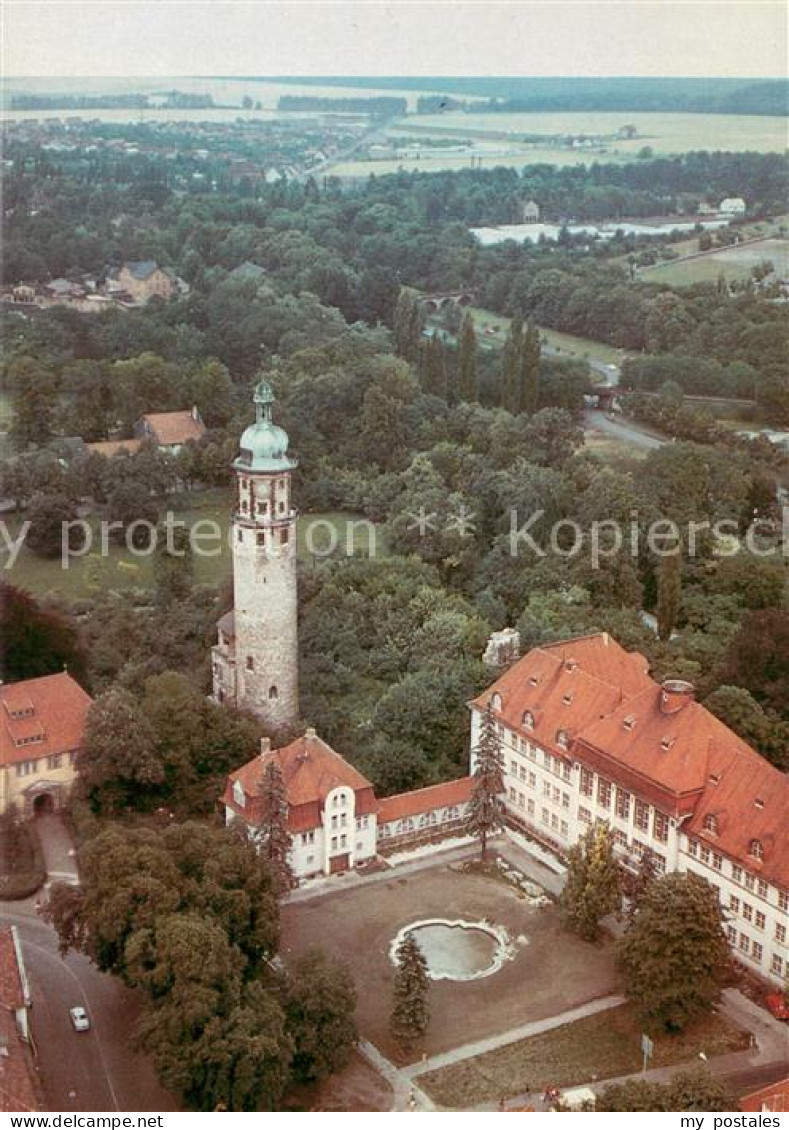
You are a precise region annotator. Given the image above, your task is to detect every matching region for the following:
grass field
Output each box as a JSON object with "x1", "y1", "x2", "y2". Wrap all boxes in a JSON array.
[
  {"x1": 466, "y1": 306, "x2": 624, "y2": 370},
  {"x1": 641, "y1": 237, "x2": 789, "y2": 287},
  {"x1": 0, "y1": 494, "x2": 384, "y2": 600},
  {"x1": 420, "y1": 1002, "x2": 749, "y2": 1108}
]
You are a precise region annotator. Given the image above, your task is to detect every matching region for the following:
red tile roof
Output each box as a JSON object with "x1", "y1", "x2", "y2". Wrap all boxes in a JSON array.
[
  {"x1": 223, "y1": 731, "x2": 378, "y2": 833},
  {"x1": 740, "y1": 1078, "x2": 788, "y2": 1112},
  {"x1": 0, "y1": 1010, "x2": 40, "y2": 1112},
  {"x1": 378, "y1": 777, "x2": 473, "y2": 824},
  {"x1": 478, "y1": 633, "x2": 789, "y2": 889},
  {"x1": 0, "y1": 929, "x2": 26, "y2": 1012},
  {"x1": 140, "y1": 409, "x2": 205, "y2": 446},
  {"x1": 0, "y1": 673, "x2": 92, "y2": 768}
]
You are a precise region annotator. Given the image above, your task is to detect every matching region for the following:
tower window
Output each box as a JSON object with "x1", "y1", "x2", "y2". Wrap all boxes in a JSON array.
[
  {"x1": 269, "y1": 685, "x2": 278, "y2": 700},
  {"x1": 278, "y1": 501, "x2": 285, "y2": 513},
  {"x1": 237, "y1": 529, "x2": 243, "y2": 542},
  {"x1": 280, "y1": 528, "x2": 289, "y2": 545},
  {"x1": 246, "y1": 656, "x2": 254, "y2": 671},
  {"x1": 257, "y1": 532, "x2": 266, "y2": 546}
]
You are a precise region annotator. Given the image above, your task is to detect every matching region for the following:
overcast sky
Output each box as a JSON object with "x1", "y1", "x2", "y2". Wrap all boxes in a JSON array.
[{"x1": 3, "y1": 1, "x2": 787, "y2": 79}]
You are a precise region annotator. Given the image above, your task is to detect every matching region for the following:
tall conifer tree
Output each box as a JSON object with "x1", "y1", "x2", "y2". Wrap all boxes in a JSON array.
[
  {"x1": 390, "y1": 933, "x2": 430, "y2": 1047},
  {"x1": 258, "y1": 758, "x2": 294, "y2": 896},
  {"x1": 466, "y1": 705, "x2": 505, "y2": 859}
]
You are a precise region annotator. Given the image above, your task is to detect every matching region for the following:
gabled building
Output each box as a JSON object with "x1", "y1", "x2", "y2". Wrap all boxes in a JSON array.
[
  {"x1": 0, "y1": 927, "x2": 41, "y2": 1112},
  {"x1": 115, "y1": 260, "x2": 178, "y2": 303},
  {"x1": 471, "y1": 632, "x2": 789, "y2": 986},
  {"x1": 0, "y1": 673, "x2": 92, "y2": 817},
  {"x1": 223, "y1": 729, "x2": 379, "y2": 877},
  {"x1": 134, "y1": 406, "x2": 206, "y2": 453}
]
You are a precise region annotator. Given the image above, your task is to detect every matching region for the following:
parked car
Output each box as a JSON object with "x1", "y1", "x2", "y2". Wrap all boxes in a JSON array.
[
  {"x1": 69, "y1": 1006, "x2": 90, "y2": 1031},
  {"x1": 765, "y1": 993, "x2": 788, "y2": 1021}
]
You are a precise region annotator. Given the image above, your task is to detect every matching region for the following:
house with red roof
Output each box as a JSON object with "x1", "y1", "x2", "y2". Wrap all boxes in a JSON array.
[
  {"x1": 472, "y1": 631, "x2": 789, "y2": 987},
  {"x1": 134, "y1": 406, "x2": 206, "y2": 453},
  {"x1": 0, "y1": 927, "x2": 41, "y2": 1112},
  {"x1": 739, "y1": 1078, "x2": 788, "y2": 1112},
  {"x1": 0, "y1": 672, "x2": 92, "y2": 817}
]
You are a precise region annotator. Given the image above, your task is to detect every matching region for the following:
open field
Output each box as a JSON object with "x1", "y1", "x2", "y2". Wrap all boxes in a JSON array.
[
  {"x1": 641, "y1": 237, "x2": 789, "y2": 287},
  {"x1": 0, "y1": 495, "x2": 384, "y2": 600},
  {"x1": 280, "y1": 861, "x2": 618, "y2": 1064},
  {"x1": 420, "y1": 1002, "x2": 749, "y2": 1108},
  {"x1": 650, "y1": 214, "x2": 789, "y2": 261},
  {"x1": 466, "y1": 306, "x2": 624, "y2": 369}
]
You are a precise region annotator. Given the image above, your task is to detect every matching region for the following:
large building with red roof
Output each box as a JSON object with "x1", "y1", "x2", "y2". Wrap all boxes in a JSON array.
[
  {"x1": 471, "y1": 631, "x2": 789, "y2": 987},
  {"x1": 0, "y1": 672, "x2": 92, "y2": 817}
]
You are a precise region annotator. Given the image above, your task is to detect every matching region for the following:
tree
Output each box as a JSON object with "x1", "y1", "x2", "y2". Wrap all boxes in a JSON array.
[
  {"x1": 703, "y1": 685, "x2": 788, "y2": 771},
  {"x1": 466, "y1": 705, "x2": 504, "y2": 860},
  {"x1": 153, "y1": 522, "x2": 193, "y2": 605},
  {"x1": 26, "y1": 492, "x2": 78, "y2": 559},
  {"x1": 8, "y1": 357, "x2": 56, "y2": 449},
  {"x1": 285, "y1": 948, "x2": 357, "y2": 1083},
  {"x1": 420, "y1": 335, "x2": 448, "y2": 400},
  {"x1": 456, "y1": 312, "x2": 478, "y2": 403},
  {"x1": 559, "y1": 823, "x2": 621, "y2": 943},
  {"x1": 76, "y1": 688, "x2": 164, "y2": 814},
  {"x1": 105, "y1": 480, "x2": 159, "y2": 548},
  {"x1": 0, "y1": 583, "x2": 88, "y2": 685},
  {"x1": 499, "y1": 314, "x2": 522, "y2": 412},
  {"x1": 620, "y1": 847, "x2": 660, "y2": 915},
  {"x1": 257, "y1": 759, "x2": 294, "y2": 896},
  {"x1": 616, "y1": 872, "x2": 731, "y2": 1032},
  {"x1": 518, "y1": 319, "x2": 541, "y2": 415},
  {"x1": 390, "y1": 933, "x2": 430, "y2": 1048},
  {"x1": 656, "y1": 551, "x2": 682, "y2": 641},
  {"x1": 722, "y1": 610, "x2": 789, "y2": 719},
  {"x1": 393, "y1": 287, "x2": 424, "y2": 364},
  {"x1": 598, "y1": 1068, "x2": 733, "y2": 1112}
]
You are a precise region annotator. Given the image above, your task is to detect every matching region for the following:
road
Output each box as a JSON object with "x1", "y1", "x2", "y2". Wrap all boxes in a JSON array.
[
  {"x1": 584, "y1": 408, "x2": 665, "y2": 451},
  {"x1": 1, "y1": 816, "x2": 176, "y2": 1113}
]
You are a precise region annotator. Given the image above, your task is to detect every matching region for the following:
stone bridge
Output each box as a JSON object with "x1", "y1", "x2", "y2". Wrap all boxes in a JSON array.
[{"x1": 419, "y1": 290, "x2": 476, "y2": 313}]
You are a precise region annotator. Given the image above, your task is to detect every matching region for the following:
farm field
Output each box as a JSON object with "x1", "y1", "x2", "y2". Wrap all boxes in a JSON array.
[
  {"x1": 465, "y1": 306, "x2": 625, "y2": 369},
  {"x1": 641, "y1": 237, "x2": 789, "y2": 286},
  {"x1": 0, "y1": 498, "x2": 385, "y2": 600}
]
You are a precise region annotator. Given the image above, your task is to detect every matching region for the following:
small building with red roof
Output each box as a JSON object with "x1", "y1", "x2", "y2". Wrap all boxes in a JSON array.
[
  {"x1": 0, "y1": 672, "x2": 92, "y2": 817},
  {"x1": 377, "y1": 777, "x2": 473, "y2": 850},
  {"x1": 135, "y1": 406, "x2": 205, "y2": 453},
  {"x1": 739, "y1": 1077, "x2": 788, "y2": 1112},
  {"x1": 0, "y1": 926, "x2": 41, "y2": 1112}
]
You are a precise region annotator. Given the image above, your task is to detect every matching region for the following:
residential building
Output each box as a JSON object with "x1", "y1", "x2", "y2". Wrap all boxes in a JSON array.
[
  {"x1": 522, "y1": 199, "x2": 540, "y2": 223},
  {"x1": 211, "y1": 379, "x2": 299, "y2": 731},
  {"x1": 0, "y1": 673, "x2": 91, "y2": 817},
  {"x1": 115, "y1": 260, "x2": 178, "y2": 303},
  {"x1": 0, "y1": 926, "x2": 41, "y2": 1112},
  {"x1": 377, "y1": 777, "x2": 473, "y2": 850},
  {"x1": 719, "y1": 197, "x2": 746, "y2": 215},
  {"x1": 470, "y1": 632, "x2": 789, "y2": 986},
  {"x1": 134, "y1": 406, "x2": 206, "y2": 453},
  {"x1": 223, "y1": 730, "x2": 378, "y2": 878},
  {"x1": 740, "y1": 1078, "x2": 788, "y2": 1112}
]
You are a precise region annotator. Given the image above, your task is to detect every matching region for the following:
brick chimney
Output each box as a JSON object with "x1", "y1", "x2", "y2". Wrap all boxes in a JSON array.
[
  {"x1": 260, "y1": 736, "x2": 271, "y2": 756},
  {"x1": 660, "y1": 679, "x2": 695, "y2": 715}
]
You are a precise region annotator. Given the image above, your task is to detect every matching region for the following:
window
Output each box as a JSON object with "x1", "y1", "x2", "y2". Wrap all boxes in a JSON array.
[
  {"x1": 340, "y1": 813, "x2": 347, "y2": 828},
  {"x1": 543, "y1": 780, "x2": 551, "y2": 798},
  {"x1": 654, "y1": 812, "x2": 669, "y2": 843},
  {"x1": 562, "y1": 762, "x2": 572, "y2": 782},
  {"x1": 527, "y1": 799, "x2": 535, "y2": 816},
  {"x1": 729, "y1": 895, "x2": 740, "y2": 914},
  {"x1": 703, "y1": 813, "x2": 718, "y2": 835},
  {"x1": 552, "y1": 786, "x2": 561, "y2": 805},
  {"x1": 742, "y1": 903, "x2": 753, "y2": 922},
  {"x1": 613, "y1": 829, "x2": 628, "y2": 850},
  {"x1": 331, "y1": 836, "x2": 338, "y2": 850},
  {"x1": 561, "y1": 821, "x2": 569, "y2": 837},
  {"x1": 631, "y1": 840, "x2": 646, "y2": 860},
  {"x1": 739, "y1": 933, "x2": 750, "y2": 954},
  {"x1": 302, "y1": 831, "x2": 314, "y2": 845},
  {"x1": 237, "y1": 528, "x2": 243, "y2": 542},
  {"x1": 686, "y1": 837, "x2": 699, "y2": 857},
  {"x1": 556, "y1": 730, "x2": 569, "y2": 750},
  {"x1": 268, "y1": 685, "x2": 278, "y2": 700},
  {"x1": 712, "y1": 853, "x2": 723, "y2": 872},
  {"x1": 280, "y1": 527, "x2": 289, "y2": 545},
  {"x1": 580, "y1": 768, "x2": 594, "y2": 797},
  {"x1": 727, "y1": 925, "x2": 737, "y2": 945},
  {"x1": 257, "y1": 531, "x2": 266, "y2": 546},
  {"x1": 356, "y1": 816, "x2": 368, "y2": 830},
  {"x1": 771, "y1": 955, "x2": 783, "y2": 976},
  {"x1": 653, "y1": 853, "x2": 666, "y2": 874},
  {"x1": 745, "y1": 873, "x2": 755, "y2": 892},
  {"x1": 597, "y1": 778, "x2": 612, "y2": 808},
  {"x1": 550, "y1": 813, "x2": 559, "y2": 831},
  {"x1": 776, "y1": 923, "x2": 786, "y2": 944},
  {"x1": 47, "y1": 754, "x2": 62, "y2": 770},
  {"x1": 752, "y1": 942, "x2": 763, "y2": 963},
  {"x1": 578, "y1": 806, "x2": 592, "y2": 824},
  {"x1": 15, "y1": 761, "x2": 37, "y2": 777},
  {"x1": 528, "y1": 771, "x2": 536, "y2": 788},
  {"x1": 518, "y1": 792, "x2": 525, "y2": 809},
  {"x1": 331, "y1": 815, "x2": 338, "y2": 830},
  {"x1": 510, "y1": 760, "x2": 518, "y2": 776},
  {"x1": 615, "y1": 789, "x2": 631, "y2": 820},
  {"x1": 541, "y1": 808, "x2": 549, "y2": 825},
  {"x1": 518, "y1": 765, "x2": 526, "y2": 782},
  {"x1": 779, "y1": 891, "x2": 789, "y2": 913},
  {"x1": 700, "y1": 845, "x2": 711, "y2": 865},
  {"x1": 508, "y1": 787, "x2": 517, "y2": 803},
  {"x1": 757, "y1": 879, "x2": 769, "y2": 899},
  {"x1": 755, "y1": 911, "x2": 766, "y2": 930},
  {"x1": 246, "y1": 656, "x2": 254, "y2": 671},
  {"x1": 522, "y1": 710, "x2": 534, "y2": 730},
  {"x1": 732, "y1": 865, "x2": 743, "y2": 884},
  {"x1": 562, "y1": 792, "x2": 570, "y2": 810},
  {"x1": 749, "y1": 839, "x2": 764, "y2": 862}
]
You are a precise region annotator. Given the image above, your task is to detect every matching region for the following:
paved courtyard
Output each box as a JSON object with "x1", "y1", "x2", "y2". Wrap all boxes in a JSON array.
[{"x1": 280, "y1": 861, "x2": 618, "y2": 1063}]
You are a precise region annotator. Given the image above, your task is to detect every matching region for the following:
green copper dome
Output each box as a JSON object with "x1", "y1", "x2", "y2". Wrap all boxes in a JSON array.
[{"x1": 235, "y1": 379, "x2": 297, "y2": 473}]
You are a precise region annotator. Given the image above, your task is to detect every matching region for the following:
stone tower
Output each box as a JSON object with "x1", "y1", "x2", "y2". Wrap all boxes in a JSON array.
[{"x1": 211, "y1": 378, "x2": 299, "y2": 731}]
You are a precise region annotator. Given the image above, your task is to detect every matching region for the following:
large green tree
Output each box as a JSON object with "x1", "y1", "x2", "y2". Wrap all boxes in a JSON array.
[
  {"x1": 390, "y1": 933, "x2": 430, "y2": 1049},
  {"x1": 559, "y1": 823, "x2": 621, "y2": 943},
  {"x1": 656, "y1": 551, "x2": 682, "y2": 642},
  {"x1": 0, "y1": 583, "x2": 88, "y2": 686},
  {"x1": 616, "y1": 872, "x2": 731, "y2": 1032},
  {"x1": 597, "y1": 1068, "x2": 734, "y2": 1112},
  {"x1": 456, "y1": 312, "x2": 478, "y2": 403},
  {"x1": 466, "y1": 705, "x2": 505, "y2": 860},
  {"x1": 285, "y1": 949, "x2": 358, "y2": 1083},
  {"x1": 77, "y1": 687, "x2": 164, "y2": 814}
]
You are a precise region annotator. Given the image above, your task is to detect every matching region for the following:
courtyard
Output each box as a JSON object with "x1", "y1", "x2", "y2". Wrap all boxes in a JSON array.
[{"x1": 279, "y1": 859, "x2": 618, "y2": 1063}]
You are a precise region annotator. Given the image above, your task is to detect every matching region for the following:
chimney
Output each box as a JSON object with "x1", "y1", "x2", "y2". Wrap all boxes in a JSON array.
[
  {"x1": 659, "y1": 679, "x2": 695, "y2": 715},
  {"x1": 305, "y1": 727, "x2": 317, "y2": 740},
  {"x1": 260, "y1": 736, "x2": 271, "y2": 756}
]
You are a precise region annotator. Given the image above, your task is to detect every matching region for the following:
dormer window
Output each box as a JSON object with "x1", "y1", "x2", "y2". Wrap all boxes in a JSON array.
[
  {"x1": 623, "y1": 714, "x2": 637, "y2": 732},
  {"x1": 660, "y1": 736, "x2": 675, "y2": 752},
  {"x1": 490, "y1": 693, "x2": 502, "y2": 712},
  {"x1": 754, "y1": 798, "x2": 764, "y2": 810},
  {"x1": 709, "y1": 773, "x2": 720, "y2": 784},
  {"x1": 562, "y1": 693, "x2": 573, "y2": 706},
  {"x1": 703, "y1": 814, "x2": 718, "y2": 835},
  {"x1": 749, "y1": 839, "x2": 764, "y2": 862},
  {"x1": 522, "y1": 710, "x2": 534, "y2": 730},
  {"x1": 232, "y1": 780, "x2": 245, "y2": 808},
  {"x1": 556, "y1": 729, "x2": 569, "y2": 750},
  {"x1": 528, "y1": 675, "x2": 540, "y2": 687}
]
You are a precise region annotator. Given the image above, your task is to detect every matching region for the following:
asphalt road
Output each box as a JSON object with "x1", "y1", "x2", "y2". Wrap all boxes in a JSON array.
[
  {"x1": 584, "y1": 408, "x2": 665, "y2": 451},
  {"x1": 1, "y1": 816, "x2": 177, "y2": 1113}
]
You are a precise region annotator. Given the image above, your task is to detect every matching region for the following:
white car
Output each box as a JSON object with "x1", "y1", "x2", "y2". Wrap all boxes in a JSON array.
[{"x1": 69, "y1": 1006, "x2": 90, "y2": 1032}]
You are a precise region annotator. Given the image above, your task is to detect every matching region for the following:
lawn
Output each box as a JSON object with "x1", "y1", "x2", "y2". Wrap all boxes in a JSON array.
[
  {"x1": 280, "y1": 862, "x2": 618, "y2": 1064},
  {"x1": 0, "y1": 493, "x2": 385, "y2": 600},
  {"x1": 640, "y1": 237, "x2": 789, "y2": 288},
  {"x1": 419, "y1": 1002, "x2": 749, "y2": 1108},
  {"x1": 468, "y1": 307, "x2": 623, "y2": 367}
]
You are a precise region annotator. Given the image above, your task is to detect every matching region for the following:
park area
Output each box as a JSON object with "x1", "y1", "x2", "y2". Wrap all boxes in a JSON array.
[
  {"x1": 641, "y1": 237, "x2": 789, "y2": 287},
  {"x1": 280, "y1": 861, "x2": 618, "y2": 1064}
]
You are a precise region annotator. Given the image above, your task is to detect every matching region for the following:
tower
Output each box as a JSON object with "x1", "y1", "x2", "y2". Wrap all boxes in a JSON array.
[{"x1": 211, "y1": 379, "x2": 299, "y2": 731}]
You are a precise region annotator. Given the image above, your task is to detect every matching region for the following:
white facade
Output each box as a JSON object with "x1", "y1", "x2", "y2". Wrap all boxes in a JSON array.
[
  {"x1": 719, "y1": 197, "x2": 746, "y2": 215},
  {"x1": 470, "y1": 703, "x2": 788, "y2": 987}
]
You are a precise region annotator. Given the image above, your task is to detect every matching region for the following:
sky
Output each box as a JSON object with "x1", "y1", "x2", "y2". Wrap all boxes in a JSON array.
[{"x1": 3, "y1": 1, "x2": 787, "y2": 79}]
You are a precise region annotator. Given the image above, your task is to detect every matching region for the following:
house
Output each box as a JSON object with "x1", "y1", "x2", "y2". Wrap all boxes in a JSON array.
[
  {"x1": 719, "y1": 197, "x2": 746, "y2": 215},
  {"x1": 739, "y1": 1078, "x2": 788, "y2": 1112},
  {"x1": 377, "y1": 777, "x2": 473, "y2": 850},
  {"x1": 0, "y1": 673, "x2": 92, "y2": 817},
  {"x1": 223, "y1": 730, "x2": 379, "y2": 878},
  {"x1": 522, "y1": 200, "x2": 540, "y2": 223},
  {"x1": 0, "y1": 927, "x2": 42, "y2": 1112},
  {"x1": 134, "y1": 406, "x2": 206, "y2": 453},
  {"x1": 697, "y1": 202, "x2": 718, "y2": 216},
  {"x1": 43, "y1": 277, "x2": 85, "y2": 301},
  {"x1": 115, "y1": 260, "x2": 178, "y2": 303},
  {"x1": 471, "y1": 632, "x2": 789, "y2": 986}
]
